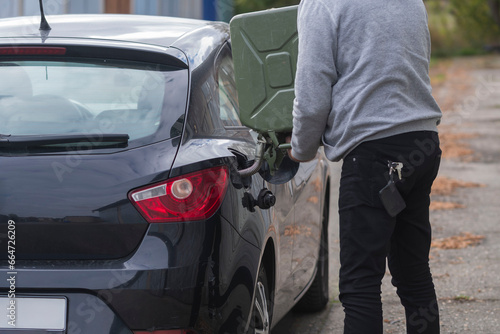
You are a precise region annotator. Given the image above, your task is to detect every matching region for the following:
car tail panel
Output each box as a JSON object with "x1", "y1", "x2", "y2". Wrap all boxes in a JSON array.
[{"x1": 0, "y1": 139, "x2": 180, "y2": 260}]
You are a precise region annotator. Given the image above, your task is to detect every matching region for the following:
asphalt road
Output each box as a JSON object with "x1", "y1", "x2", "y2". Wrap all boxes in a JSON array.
[{"x1": 272, "y1": 56, "x2": 500, "y2": 333}]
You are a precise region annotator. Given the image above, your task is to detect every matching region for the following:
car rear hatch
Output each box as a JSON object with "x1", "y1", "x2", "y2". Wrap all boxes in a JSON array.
[{"x1": 0, "y1": 43, "x2": 189, "y2": 260}]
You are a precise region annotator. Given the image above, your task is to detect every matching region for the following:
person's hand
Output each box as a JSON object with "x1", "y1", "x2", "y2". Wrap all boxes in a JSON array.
[{"x1": 286, "y1": 136, "x2": 310, "y2": 163}]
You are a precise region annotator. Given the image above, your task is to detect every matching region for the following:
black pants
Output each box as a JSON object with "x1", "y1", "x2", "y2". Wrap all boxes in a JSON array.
[{"x1": 339, "y1": 131, "x2": 441, "y2": 334}]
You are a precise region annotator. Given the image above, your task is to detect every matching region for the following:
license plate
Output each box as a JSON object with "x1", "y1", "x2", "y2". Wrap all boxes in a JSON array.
[{"x1": 0, "y1": 297, "x2": 66, "y2": 330}]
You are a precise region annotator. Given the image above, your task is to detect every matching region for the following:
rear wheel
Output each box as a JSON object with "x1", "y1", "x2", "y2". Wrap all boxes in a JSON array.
[
  {"x1": 251, "y1": 265, "x2": 272, "y2": 334},
  {"x1": 295, "y1": 201, "x2": 329, "y2": 312}
]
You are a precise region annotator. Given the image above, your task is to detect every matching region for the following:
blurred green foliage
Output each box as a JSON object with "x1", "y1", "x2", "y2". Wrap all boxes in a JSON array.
[{"x1": 426, "y1": 0, "x2": 500, "y2": 56}]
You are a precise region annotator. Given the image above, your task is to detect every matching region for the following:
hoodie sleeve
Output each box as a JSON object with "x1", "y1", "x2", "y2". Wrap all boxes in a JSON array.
[{"x1": 291, "y1": 0, "x2": 338, "y2": 161}]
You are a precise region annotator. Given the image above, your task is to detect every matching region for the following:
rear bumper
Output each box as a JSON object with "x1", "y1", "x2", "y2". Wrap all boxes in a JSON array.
[{"x1": 0, "y1": 217, "x2": 260, "y2": 333}]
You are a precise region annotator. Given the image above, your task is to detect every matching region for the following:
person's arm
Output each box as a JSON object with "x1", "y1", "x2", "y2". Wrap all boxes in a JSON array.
[{"x1": 290, "y1": 0, "x2": 338, "y2": 162}]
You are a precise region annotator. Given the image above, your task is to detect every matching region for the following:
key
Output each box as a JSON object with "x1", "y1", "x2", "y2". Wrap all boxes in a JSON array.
[
  {"x1": 394, "y1": 162, "x2": 403, "y2": 180},
  {"x1": 388, "y1": 161, "x2": 404, "y2": 181}
]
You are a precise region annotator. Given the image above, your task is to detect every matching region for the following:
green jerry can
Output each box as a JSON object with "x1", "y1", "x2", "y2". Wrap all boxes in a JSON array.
[{"x1": 230, "y1": 6, "x2": 299, "y2": 183}]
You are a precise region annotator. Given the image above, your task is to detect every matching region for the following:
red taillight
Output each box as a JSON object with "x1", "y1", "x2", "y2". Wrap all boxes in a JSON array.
[
  {"x1": 129, "y1": 166, "x2": 229, "y2": 223},
  {"x1": 0, "y1": 47, "x2": 66, "y2": 56}
]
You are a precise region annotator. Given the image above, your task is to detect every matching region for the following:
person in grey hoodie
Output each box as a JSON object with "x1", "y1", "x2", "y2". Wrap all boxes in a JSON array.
[{"x1": 289, "y1": 0, "x2": 442, "y2": 333}]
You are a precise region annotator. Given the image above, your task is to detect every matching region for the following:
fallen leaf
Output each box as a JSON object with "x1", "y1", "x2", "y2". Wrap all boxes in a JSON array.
[
  {"x1": 307, "y1": 196, "x2": 319, "y2": 204},
  {"x1": 432, "y1": 176, "x2": 484, "y2": 196},
  {"x1": 431, "y1": 232, "x2": 485, "y2": 249},
  {"x1": 430, "y1": 201, "x2": 465, "y2": 211},
  {"x1": 439, "y1": 132, "x2": 477, "y2": 160}
]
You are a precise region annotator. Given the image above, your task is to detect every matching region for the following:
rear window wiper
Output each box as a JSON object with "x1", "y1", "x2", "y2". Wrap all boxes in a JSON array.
[{"x1": 0, "y1": 133, "x2": 129, "y2": 149}]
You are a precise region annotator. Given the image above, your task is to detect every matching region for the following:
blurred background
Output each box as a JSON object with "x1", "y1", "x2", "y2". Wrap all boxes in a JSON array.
[
  {"x1": 1, "y1": 0, "x2": 499, "y2": 57},
  {"x1": 0, "y1": 0, "x2": 234, "y2": 23}
]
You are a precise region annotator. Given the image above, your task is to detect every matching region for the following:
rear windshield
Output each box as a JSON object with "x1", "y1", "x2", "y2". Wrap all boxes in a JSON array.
[{"x1": 0, "y1": 59, "x2": 187, "y2": 145}]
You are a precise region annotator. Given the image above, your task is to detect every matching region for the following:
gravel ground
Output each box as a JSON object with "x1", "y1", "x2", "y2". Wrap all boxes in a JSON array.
[{"x1": 273, "y1": 56, "x2": 500, "y2": 333}]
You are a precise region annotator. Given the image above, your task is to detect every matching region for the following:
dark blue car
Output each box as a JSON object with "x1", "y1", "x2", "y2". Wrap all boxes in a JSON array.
[{"x1": 0, "y1": 12, "x2": 330, "y2": 334}]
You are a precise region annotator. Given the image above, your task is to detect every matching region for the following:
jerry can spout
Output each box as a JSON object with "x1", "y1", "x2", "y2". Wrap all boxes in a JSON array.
[{"x1": 237, "y1": 138, "x2": 266, "y2": 177}]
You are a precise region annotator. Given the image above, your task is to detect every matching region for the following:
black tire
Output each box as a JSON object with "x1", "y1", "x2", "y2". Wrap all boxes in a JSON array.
[
  {"x1": 294, "y1": 201, "x2": 329, "y2": 312},
  {"x1": 250, "y1": 265, "x2": 272, "y2": 334}
]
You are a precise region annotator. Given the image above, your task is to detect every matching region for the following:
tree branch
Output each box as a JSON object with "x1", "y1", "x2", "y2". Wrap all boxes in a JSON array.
[{"x1": 487, "y1": 0, "x2": 500, "y2": 28}]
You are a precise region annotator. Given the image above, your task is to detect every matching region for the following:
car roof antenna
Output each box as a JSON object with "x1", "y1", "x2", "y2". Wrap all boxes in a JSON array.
[
  {"x1": 39, "y1": 0, "x2": 51, "y2": 42},
  {"x1": 39, "y1": 0, "x2": 51, "y2": 31}
]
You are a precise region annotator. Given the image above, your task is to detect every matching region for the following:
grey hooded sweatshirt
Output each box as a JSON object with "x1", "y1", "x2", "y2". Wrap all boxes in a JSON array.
[{"x1": 291, "y1": 0, "x2": 442, "y2": 162}]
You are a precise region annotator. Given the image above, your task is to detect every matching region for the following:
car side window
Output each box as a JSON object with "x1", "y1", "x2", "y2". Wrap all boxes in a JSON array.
[{"x1": 217, "y1": 55, "x2": 242, "y2": 127}]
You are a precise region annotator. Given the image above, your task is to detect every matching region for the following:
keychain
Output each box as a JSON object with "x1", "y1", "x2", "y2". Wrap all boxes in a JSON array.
[{"x1": 378, "y1": 161, "x2": 406, "y2": 217}]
